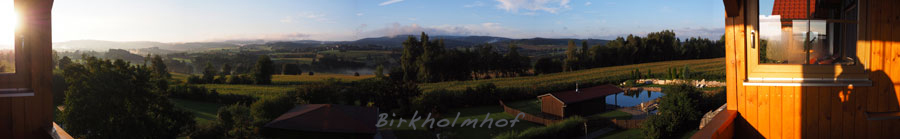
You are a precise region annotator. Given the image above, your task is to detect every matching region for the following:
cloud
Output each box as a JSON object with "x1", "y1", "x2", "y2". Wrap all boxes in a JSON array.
[
  {"x1": 584, "y1": 2, "x2": 591, "y2": 6},
  {"x1": 379, "y1": 0, "x2": 404, "y2": 6},
  {"x1": 362, "y1": 22, "x2": 529, "y2": 38},
  {"x1": 212, "y1": 33, "x2": 312, "y2": 41},
  {"x1": 282, "y1": 12, "x2": 333, "y2": 23},
  {"x1": 464, "y1": 1, "x2": 486, "y2": 8},
  {"x1": 356, "y1": 13, "x2": 364, "y2": 16},
  {"x1": 280, "y1": 16, "x2": 295, "y2": 23},
  {"x1": 494, "y1": 0, "x2": 571, "y2": 14},
  {"x1": 673, "y1": 27, "x2": 726, "y2": 40}
]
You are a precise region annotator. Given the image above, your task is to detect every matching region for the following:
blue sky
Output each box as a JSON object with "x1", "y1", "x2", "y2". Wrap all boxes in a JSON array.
[{"x1": 50, "y1": 0, "x2": 726, "y2": 42}]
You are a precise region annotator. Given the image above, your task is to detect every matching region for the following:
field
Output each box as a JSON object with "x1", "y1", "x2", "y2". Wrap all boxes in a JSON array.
[
  {"x1": 171, "y1": 74, "x2": 374, "y2": 98},
  {"x1": 198, "y1": 84, "x2": 296, "y2": 98},
  {"x1": 164, "y1": 58, "x2": 724, "y2": 138},
  {"x1": 420, "y1": 58, "x2": 725, "y2": 92},
  {"x1": 170, "y1": 98, "x2": 221, "y2": 124},
  {"x1": 271, "y1": 74, "x2": 374, "y2": 85},
  {"x1": 270, "y1": 50, "x2": 393, "y2": 64}
]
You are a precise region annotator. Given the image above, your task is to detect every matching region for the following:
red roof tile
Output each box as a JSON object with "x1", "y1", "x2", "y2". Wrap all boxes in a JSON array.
[
  {"x1": 540, "y1": 84, "x2": 623, "y2": 104},
  {"x1": 772, "y1": 0, "x2": 815, "y2": 19},
  {"x1": 264, "y1": 104, "x2": 378, "y2": 134}
]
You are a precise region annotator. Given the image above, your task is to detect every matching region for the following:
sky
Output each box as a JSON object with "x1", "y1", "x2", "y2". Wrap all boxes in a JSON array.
[{"x1": 48, "y1": 0, "x2": 727, "y2": 43}]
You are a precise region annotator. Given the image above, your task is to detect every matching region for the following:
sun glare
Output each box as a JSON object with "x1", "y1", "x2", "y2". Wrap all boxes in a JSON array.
[{"x1": 0, "y1": 0, "x2": 16, "y2": 50}]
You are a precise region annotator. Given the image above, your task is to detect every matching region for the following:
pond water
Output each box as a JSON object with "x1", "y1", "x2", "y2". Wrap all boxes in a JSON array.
[{"x1": 605, "y1": 90, "x2": 664, "y2": 107}]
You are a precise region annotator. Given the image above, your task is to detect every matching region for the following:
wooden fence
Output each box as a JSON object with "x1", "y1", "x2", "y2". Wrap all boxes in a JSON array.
[{"x1": 498, "y1": 100, "x2": 562, "y2": 125}]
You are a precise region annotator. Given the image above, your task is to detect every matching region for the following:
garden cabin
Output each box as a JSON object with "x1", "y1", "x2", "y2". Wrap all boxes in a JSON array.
[
  {"x1": 695, "y1": 0, "x2": 900, "y2": 138},
  {"x1": 537, "y1": 84, "x2": 623, "y2": 118},
  {"x1": 263, "y1": 104, "x2": 378, "y2": 138}
]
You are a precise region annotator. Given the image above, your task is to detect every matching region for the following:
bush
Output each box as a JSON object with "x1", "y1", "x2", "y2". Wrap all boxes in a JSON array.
[
  {"x1": 413, "y1": 82, "x2": 541, "y2": 113},
  {"x1": 217, "y1": 104, "x2": 256, "y2": 138},
  {"x1": 186, "y1": 75, "x2": 204, "y2": 84},
  {"x1": 188, "y1": 122, "x2": 225, "y2": 139},
  {"x1": 293, "y1": 80, "x2": 343, "y2": 104},
  {"x1": 699, "y1": 89, "x2": 726, "y2": 112},
  {"x1": 495, "y1": 116, "x2": 586, "y2": 139},
  {"x1": 168, "y1": 84, "x2": 255, "y2": 105},
  {"x1": 641, "y1": 84, "x2": 703, "y2": 139},
  {"x1": 189, "y1": 104, "x2": 264, "y2": 138},
  {"x1": 414, "y1": 89, "x2": 462, "y2": 113},
  {"x1": 227, "y1": 74, "x2": 254, "y2": 84},
  {"x1": 52, "y1": 71, "x2": 68, "y2": 106},
  {"x1": 251, "y1": 95, "x2": 297, "y2": 124}
]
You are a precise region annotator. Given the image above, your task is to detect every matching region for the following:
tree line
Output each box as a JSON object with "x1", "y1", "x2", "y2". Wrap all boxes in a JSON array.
[
  {"x1": 398, "y1": 32, "x2": 531, "y2": 83},
  {"x1": 536, "y1": 30, "x2": 725, "y2": 75}
]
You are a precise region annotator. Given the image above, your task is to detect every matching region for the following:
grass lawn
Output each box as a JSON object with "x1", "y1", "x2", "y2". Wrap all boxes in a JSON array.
[
  {"x1": 594, "y1": 128, "x2": 697, "y2": 139},
  {"x1": 170, "y1": 98, "x2": 221, "y2": 125},
  {"x1": 387, "y1": 105, "x2": 542, "y2": 138},
  {"x1": 589, "y1": 110, "x2": 632, "y2": 120},
  {"x1": 505, "y1": 99, "x2": 542, "y2": 115},
  {"x1": 598, "y1": 129, "x2": 644, "y2": 139}
]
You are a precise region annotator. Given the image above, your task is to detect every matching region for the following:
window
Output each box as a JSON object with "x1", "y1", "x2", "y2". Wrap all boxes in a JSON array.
[
  {"x1": 0, "y1": 0, "x2": 30, "y2": 96},
  {"x1": 0, "y1": 0, "x2": 14, "y2": 73},
  {"x1": 746, "y1": 0, "x2": 867, "y2": 81},
  {"x1": 758, "y1": 0, "x2": 858, "y2": 65}
]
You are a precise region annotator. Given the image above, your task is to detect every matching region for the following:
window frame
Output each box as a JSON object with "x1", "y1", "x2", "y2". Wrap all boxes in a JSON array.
[
  {"x1": 0, "y1": 1, "x2": 32, "y2": 97},
  {"x1": 745, "y1": 0, "x2": 869, "y2": 81}
]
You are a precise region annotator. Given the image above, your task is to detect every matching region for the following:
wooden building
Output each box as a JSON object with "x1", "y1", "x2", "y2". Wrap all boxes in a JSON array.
[
  {"x1": 263, "y1": 104, "x2": 378, "y2": 139},
  {"x1": 0, "y1": 0, "x2": 67, "y2": 138},
  {"x1": 695, "y1": 0, "x2": 900, "y2": 138},
  {"x1": 538, "y1": 84, "x2": 623, "y2": 118}
]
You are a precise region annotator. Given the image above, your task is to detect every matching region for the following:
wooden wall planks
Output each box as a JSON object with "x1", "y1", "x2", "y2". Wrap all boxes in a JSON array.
[
  {"x1": 726, "y1": 0, "x2": 900, "y2": 138},
  {"x1": 0, "y1": 0, "x2": 55, "y2": 138}
]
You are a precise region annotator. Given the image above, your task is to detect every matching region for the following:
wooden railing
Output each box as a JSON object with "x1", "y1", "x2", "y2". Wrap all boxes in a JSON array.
[
  {"x1": 499, "y1": 100, "x2": 562, "y2": 125},
  {"x1": 691, "y1": 110, "x2": 737, "y2": 139},
  {"x1": 50, "y1": 122, "x2": 73, "y2": 139}
]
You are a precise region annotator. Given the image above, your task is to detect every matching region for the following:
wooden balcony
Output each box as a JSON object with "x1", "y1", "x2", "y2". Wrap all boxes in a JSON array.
[
  {"x1": 691, "y1": 110, "x2": 737, "y2": 139},
  {"x1": 50, "y1": 122, "x2": 73, "y2": 139}
]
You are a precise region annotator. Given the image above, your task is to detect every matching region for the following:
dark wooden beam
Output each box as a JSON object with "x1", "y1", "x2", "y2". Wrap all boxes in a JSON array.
[{"x1": 724, "y1": 0, "x2": 742, "y2": 17}]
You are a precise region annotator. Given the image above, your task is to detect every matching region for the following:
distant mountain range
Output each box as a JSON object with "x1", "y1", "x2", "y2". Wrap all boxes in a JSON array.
[
  {"x1": 53, "y1": 40, "x2": 240, "y2": 52},
  {"x1": 53, "y1": 35, "x2": 610, "y2": 53}
]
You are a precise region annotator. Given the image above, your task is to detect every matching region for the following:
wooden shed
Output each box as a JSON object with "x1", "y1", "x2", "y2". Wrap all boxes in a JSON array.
[
  {"x1": 263, "y1": 104, "x2": 378, "y2": 139},
  {"x1": 695, "y1": 0, "x2": 900, "y2": 138},
  {"x1": 538, "y1": 84, "x2": 623, "y2": 118}
]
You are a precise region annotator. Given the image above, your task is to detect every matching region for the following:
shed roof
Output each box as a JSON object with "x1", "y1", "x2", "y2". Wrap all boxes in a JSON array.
[
  {"x1": 539, "y1": 84, "x2": 623, "y2": 104},
  {"x1": 264, "y1": 104, "x2": 378, "y2": 134}
]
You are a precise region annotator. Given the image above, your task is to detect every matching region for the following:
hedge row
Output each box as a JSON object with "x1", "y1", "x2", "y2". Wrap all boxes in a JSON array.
[
  {"x1": 494, "y1": 116, "x2": 586, "y2": 139},
  {"x1": 167, "y1": 84, "x2": 256, "y2": 105},
  {"x1": 415, "y1": 75, "x2": 631, "y2": 113}
]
